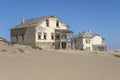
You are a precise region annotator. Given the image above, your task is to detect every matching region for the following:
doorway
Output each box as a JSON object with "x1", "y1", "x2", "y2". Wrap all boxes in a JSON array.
[{"x1": 62, "y1": 42, "x2": 66, "y2": 49}]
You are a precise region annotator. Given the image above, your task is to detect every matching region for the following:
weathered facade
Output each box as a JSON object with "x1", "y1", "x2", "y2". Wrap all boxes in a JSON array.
[
  {"x1": 11, "y1": 15, "x2": 73, "y2": 49},
  {"x1": 73, "y1": 31, "x2": 107, "y2": 51}
]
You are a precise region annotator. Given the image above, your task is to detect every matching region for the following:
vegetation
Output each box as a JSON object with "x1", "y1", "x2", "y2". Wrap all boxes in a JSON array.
[
  {"x1": 113, "y1": 54, "x2": 120, "y2": 58},
  {"x1": 2, "y1": 49, "x2": 7, "y2": 52},
  {"x1": 18, "y1": 48, "x2": 25, "y2": 53},
  {"x1": 31, "y1": 45, "x2": 42, "y2": 50},
  {"x1": 114, "y1": 50, "x2": 120, "y2": 52},
  {"x1": 8, "y1": 43, "x2": 14, "y2": 46}
]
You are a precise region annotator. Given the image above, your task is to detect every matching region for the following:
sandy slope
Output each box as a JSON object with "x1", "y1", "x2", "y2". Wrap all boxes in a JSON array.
[{"x1": 0, "y1": 41, "x2": 120, "y2": 80}]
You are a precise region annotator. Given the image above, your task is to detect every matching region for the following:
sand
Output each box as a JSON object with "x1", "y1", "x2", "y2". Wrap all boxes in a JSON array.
[{"x1": 0, "y1": 41, "x2": 120, "y2": 80}]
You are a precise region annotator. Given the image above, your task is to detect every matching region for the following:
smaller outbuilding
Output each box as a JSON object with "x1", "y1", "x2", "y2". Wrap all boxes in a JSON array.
[{"x1": 72, "y1": 30, "x2": 107, "y2": 51}]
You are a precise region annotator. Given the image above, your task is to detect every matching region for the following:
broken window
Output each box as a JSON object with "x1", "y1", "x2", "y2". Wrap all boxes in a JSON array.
[
  {"x1": 38, "y1": 32, "x2": 41, "y2": 40},
  {"x1": 44, "y1": 33, "x2": 47, "y2": 39},
  {"x1": 56, "y1": 35, "x2": 60, "y2": 40},
  {"x1": 51, "y1": 33, "x2": 54, "y2": 40},
  {"x1": 56, "y1": 20, "x2": 59, "y2": 27},
  {"x1": 86, "y1": 38, "x2": 91, "y2": 44},
  {"x1": 46, "y1": 20, "x2": 49, "y2": 27}
]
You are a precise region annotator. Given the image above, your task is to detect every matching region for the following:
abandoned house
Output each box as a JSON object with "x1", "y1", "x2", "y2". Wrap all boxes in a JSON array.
[
  {"x1": 73, "y1": 30, "x2": 107, "y2": 51},
  {"x1": 11, "y1": 15, "x2": 73, "y2": 49}
]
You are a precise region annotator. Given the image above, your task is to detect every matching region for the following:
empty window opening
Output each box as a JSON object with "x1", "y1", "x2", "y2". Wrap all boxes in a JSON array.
[
  {"x1": 51, "y1": 33, "x2": 54, "y2": 40},
  {"x1": 56, "y1": 20, "x2": 59, "y2": 27},
  {"x1": 38, "y1": 32, "x2": 41, "y2": 40},
  {"x1": 44, "y1": 33, "x2": 47, "y2": 39},
  {"x1": 46, "y1": 20, "x2": 49, "y2": 27}
]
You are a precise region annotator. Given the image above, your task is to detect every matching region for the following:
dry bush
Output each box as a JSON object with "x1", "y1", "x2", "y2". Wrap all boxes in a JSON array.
[
  {"x1": 113, "y1": 54, "x2": 120, "y2": 58},
  {"x1": 31, "y1": 45, "x2": 42, "y2": 50},
  {"x1": 2, "y1": 49, "x2": 7, "y2": 52},
  {"x1": 18, "y1": 48, "x2": 25, "y2": 53}
]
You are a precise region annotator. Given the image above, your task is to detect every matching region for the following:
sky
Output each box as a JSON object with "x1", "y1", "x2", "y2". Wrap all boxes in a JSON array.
[{"x1": 0, "y1": 0, "x2": 120, "y2": 49}]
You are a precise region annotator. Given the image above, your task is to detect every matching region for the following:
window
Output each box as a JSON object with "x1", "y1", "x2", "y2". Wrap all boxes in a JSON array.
[
  {"x1": 43, "y1": 33, "x2": 47, "y2": 39},
  {"x1": 62, "y1": 34, "x2": 67, "y2": 39},
  {"x1": 46, "y1": 20, "x2": 49, "y2": 27},
  {"x1": 56, "y1": 35, "x2": 60, "y2": 40},
  {"x1": 86, "y1": 39, "x2": 90, "y2": 44},
  {"x1": 56, "y1": 20, "x2": 59, "y2": 27},
  {"x1": 52, "y1": 43, "x2": 54, "y2": 45},
  {"x1": 38, "y1": 32, "x2": 41, "y2": 40},
  {"x1": 51, "y1": 33, "x2": 54, "y2": 40}
]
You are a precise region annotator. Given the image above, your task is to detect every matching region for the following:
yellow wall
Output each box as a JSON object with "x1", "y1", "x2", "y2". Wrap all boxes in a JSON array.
[{"x1": 35, "y1": 17, "x2": 68, "y2": 42}]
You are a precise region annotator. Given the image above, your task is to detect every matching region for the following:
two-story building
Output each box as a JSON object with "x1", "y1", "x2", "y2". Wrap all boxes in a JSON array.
[
  {"x1": 11, "y1": 15, "x2": 73, "y2": 49},
  {"x1": 73, "y1": 30, "x2": 106, "y2": 51}
]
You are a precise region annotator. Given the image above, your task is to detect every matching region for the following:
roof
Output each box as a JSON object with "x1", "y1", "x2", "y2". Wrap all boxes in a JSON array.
[
  {"x1": 74, "y1": 30, "x2": 104, "y2": 39},
  {"x1": 55, "y1": 29, "x2": 73, "y2": 33},
  {"x1": 11, "y1": 15, "x2": 68, "y2": 29}
]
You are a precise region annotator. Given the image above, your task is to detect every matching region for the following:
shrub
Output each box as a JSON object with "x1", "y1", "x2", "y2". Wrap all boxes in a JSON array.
[
  {"x1": 31, "y1": 45, "x2": 42, "y2": 50},
  {"x1": 113, "y1": 54, "x2": 120, "y2": 58},
  {"x1": 8, "y1": 43, "x2": 14, "y2": 46},
  {"x1": 2, "y1": 49, "x2": 7, "y2": 52},
  {"x1": 18, "y1": 48, "x2": 25, "y2": 53}
]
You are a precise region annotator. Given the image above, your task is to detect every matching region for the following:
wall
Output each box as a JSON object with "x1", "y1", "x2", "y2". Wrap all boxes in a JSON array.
[
  {"x1": 36, "y1": 42, "x2": 54, "y2": 49},
  {"x1": 83, "y1": 38, "x2": 92, "y2": 50},
  {"x1": 11, "y1": 27, "x2": 35, "y2": 45},
  {"x1": 36, "y1": 17, "x2": 67, "y2": 42},
  {"x1": 92, "y1": 36, "x2": 102, "y2": 44},
  {"x1": 74, "y1": 38, "x2": 83, "y2": 49},
  {"x1": 24, "y1": 27, "x2": 36, "y2": 45},
  {"x1": 11, "y1": 27, "x2": 27, "y2": 44}
]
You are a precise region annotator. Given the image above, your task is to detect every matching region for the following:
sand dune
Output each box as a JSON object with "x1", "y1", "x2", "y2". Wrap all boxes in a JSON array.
[{"x1": 0, "y1": 41, "x2": 120, "y2": 80}]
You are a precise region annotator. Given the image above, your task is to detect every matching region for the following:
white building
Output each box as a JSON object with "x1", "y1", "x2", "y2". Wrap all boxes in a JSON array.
[
  {"x1": 73, "y1": 30, "x2": 106, "y2": 51},
  {"x1": 11, "y1": 15, "x2": 73, "y2": 49}
]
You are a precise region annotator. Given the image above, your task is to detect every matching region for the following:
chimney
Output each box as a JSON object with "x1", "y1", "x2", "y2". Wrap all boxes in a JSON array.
[
  {"x1": 88, "y1": 30, "x2": 91, "y2": 33},
  {"x1": 21, "y1": 17, "x2": 24, "y2": 24}
]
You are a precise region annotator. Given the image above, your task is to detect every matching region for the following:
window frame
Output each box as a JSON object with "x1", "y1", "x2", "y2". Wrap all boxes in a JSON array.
[
  {"x1": 51, "y1": 33, "x2": 54, "y2": 40},
  {"x1": 46, "y1": 20, "x2": 49, "y2": 27},
  {"x1": 56, "y1": 20, "x2": 59, "y2": 27},
  {"x1": 43, "y1": 33, "x2": 47, "y2": 40},
  {"x1": 86, "y1": 38, "x2": 91, "y2": 44}
]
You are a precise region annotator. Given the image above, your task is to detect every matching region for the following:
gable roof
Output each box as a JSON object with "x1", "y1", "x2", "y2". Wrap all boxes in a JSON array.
[
  {"x1": 74, "y1": 30, "x2": 104, "y2": 39},
  {"x1": 11, "y1": 15, "x2": 68, "y2": 29}
]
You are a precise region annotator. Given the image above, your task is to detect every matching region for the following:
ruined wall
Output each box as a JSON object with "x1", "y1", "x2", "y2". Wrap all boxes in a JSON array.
[
  {"x1": 74, "y1": 38, "x2": 83, "y2": 50},
  {"x1": 36, "y1": 42, "x2": 55, "y2": 49},
  {"x1": 11, "y1": 27, "x2": 35, "y2": 45}
]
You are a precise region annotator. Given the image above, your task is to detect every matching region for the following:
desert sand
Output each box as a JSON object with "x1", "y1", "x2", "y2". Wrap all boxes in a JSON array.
[{"x1": 0, "y1": 41, "x2": 120, "y2": 80}]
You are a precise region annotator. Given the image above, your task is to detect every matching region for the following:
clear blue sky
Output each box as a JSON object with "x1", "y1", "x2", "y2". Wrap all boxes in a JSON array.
[{"x1": 0, "y1": 0, "x2": 120, "y2": 49}]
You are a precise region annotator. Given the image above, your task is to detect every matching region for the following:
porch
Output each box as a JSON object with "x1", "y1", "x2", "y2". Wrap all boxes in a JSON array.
[
  {"x1": 55, "y1": 29, "x2": 73, "y2": 49},
  {"x1": 92, "y1": 44, "x2": 107, "y2": 51}
]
